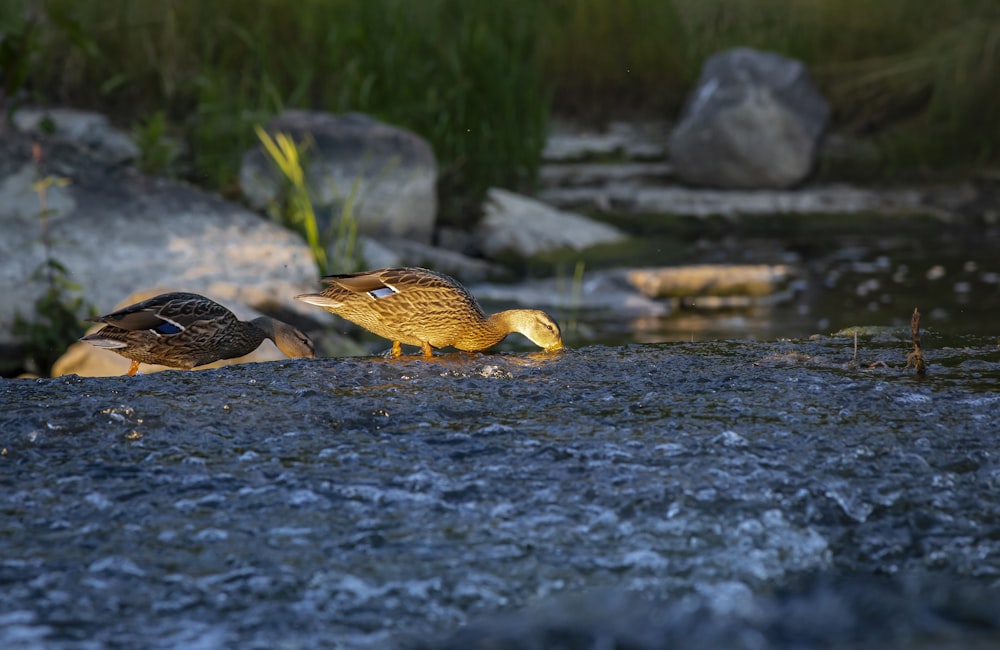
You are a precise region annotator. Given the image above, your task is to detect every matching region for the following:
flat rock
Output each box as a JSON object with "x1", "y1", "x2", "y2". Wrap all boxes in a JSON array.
[
  {"x1": 469, "y1": 269, "x2": 669, "y2": 316},
  {"x1": 628, "y1": 264, "x2": 795, "y2": 298},
  {"x1": 537, "y1": 183, "x2": 956, "y2": 219},
  {"x1": 12, "y1": 107, "x2": 140, "y2": 165},
  {"x1": 375, "y1": 238, "x2": 507, "y2": 283},
  {"x1": 540, "y1": 161, "x2": 675, "y2": 188},
  {"x1": 476, "y1": 188, "x2": 628, "y2": 259},
  {"x1": 543, "y1": 120, "x2": 670, "y2": 161}
]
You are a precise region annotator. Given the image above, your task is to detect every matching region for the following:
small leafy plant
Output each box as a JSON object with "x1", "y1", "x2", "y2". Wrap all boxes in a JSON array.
[
  {"x1": 13, "y1": 145, "x2": 92, "y2": 376},
  {"x1": 132, "y1": 111, "x2": 182, "y2": 177}
]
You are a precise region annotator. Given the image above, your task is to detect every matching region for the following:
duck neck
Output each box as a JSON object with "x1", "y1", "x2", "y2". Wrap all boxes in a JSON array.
[
  {"x1": 486, "y1": 310, "x2": 531, "y2": 341},
  {"x1": 240, "y1": 317, "x2": 273, "y2": 354}
]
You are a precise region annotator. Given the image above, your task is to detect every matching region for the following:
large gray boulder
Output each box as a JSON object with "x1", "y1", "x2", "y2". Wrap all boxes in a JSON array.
[
  {"x1": 668, "y1": 48, "x2": 830, "y2": 189},
  {"x1": 0, "y1": 129, "x2": 318, "y2": 372},
  {"x1": 240, "y1": 111, "x2": 438, "y2": 243}
]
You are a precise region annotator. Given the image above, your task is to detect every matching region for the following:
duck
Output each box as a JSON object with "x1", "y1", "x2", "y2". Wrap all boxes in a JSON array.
[
  {"x1": 80, "y1": 291, "x2": 315, "y2": 376},
  {"x1": 295, "y1": 267, "x2": 563, "y2": 357}
]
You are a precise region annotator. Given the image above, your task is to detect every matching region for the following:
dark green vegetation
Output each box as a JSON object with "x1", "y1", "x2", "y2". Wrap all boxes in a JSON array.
[{"x1": 3, "y1": 0, "x2": 998, "y2": 224}]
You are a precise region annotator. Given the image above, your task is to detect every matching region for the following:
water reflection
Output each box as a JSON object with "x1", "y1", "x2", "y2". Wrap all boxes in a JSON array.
[{"x1": 563, "y1": 227, "x2": 1000, "y2": 345}]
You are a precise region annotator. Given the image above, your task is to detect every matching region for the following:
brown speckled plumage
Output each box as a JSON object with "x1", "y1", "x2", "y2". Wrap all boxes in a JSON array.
[
  {"x1": 296, "y1": 267, "x2": 563, "y2": 357},
  {"x1": 81, "y1": 292, "x2": 314, "y2": 376}
]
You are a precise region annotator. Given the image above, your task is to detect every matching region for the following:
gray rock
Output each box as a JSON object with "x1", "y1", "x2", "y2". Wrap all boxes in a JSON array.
[
  {"x1": 375, "y1": 238, "x2": 506, "y2": 283},
  {"x1": 668, "y1": 48, "x2": 830, "y2": 189},
  {"x1": 537, "y1": 183, "x2": 948, "y2": 219},
  {"x1": 469, "y1": 269, "x2": 669, "y2": 316},
  {"x1": 476, "y1": 188, "x2": 627, "y2": 259},
  {"x1": 330, "y1": 237, "x2": 505, "y2": 284},
  {"x1": 540, "y1": 161, "x2": 675, "y2": 189},
  {"x1": 358, "y1": 237, "x2": 403, "y2": 270},
  {"x1": 0, "y1": 131, "x2": 318, "y2": 365},
  {"x1": 240, "y1": 110, "x2": 438, "y2": 243},
  {"x1": 12, "y1": 107, "x2": 140, "y2": 165},
  {"x1": 543, "y1": 120, "x2": 670, "y2": 162}
]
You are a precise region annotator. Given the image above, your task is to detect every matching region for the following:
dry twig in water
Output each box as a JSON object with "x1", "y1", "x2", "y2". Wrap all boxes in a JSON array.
[{"x1": 906, "y1": 308, "x2": 927, "y2": 375}]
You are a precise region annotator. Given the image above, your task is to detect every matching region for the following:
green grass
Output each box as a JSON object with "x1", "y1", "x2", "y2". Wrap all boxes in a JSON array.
[{"x1": 7, "y1": 0, "x2": 1000, "y2": 219}]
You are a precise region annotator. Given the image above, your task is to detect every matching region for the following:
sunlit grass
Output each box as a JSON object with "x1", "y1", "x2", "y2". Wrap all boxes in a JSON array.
[{"x1": 254, "y1": 126, "x2": 328, "y2": 275}]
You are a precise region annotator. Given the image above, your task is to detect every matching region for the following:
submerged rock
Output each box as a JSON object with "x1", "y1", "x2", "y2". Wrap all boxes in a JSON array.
[
  {"x1": 412, "y1": 575, "x2": 1000, "y2": 650},
  {"x1": 3, "y1": 339, "x2": 1000, "y2": 648}
]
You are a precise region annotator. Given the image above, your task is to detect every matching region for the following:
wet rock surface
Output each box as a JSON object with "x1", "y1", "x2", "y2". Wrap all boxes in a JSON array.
[{"x1": 3, "y1": 337, "x2": 999, "y2": 648}]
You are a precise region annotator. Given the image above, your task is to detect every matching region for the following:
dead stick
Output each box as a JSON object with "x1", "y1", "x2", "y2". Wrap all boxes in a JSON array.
[{"x1": 907, "y1": 308, "x2": 927, "y2": 375}]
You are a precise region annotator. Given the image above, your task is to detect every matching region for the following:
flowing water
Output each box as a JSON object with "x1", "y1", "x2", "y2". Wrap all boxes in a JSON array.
[
  {"x1": 561, "y1": 212, "x2": 1000, "y2": 346},
  {"x1": 3, "y1": 334, "x2": 1000, "y2": 648}
]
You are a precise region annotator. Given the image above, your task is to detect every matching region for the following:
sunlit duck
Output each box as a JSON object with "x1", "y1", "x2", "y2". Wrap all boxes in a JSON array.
[
  {"x1": 295, "y1": 266, "x2": 563, "y2": 357},
  {"x1": 81, "y1": 291, "x2": 315, "y2": 376}
]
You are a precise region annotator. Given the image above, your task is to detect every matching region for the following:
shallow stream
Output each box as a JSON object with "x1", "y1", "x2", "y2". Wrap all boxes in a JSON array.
[{"x1": 542, "y1": 212, "x2": 1000, "y2": 349}]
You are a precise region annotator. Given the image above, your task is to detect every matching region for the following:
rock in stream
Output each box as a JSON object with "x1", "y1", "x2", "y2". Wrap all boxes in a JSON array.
[{"x1": 2, "y1": 337, "x2": 999, "y2": 649}]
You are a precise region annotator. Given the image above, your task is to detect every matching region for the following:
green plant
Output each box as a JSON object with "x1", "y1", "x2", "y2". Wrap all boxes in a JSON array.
[
  {"x1": 328, "y1": 176, "x2": 362, "y2": 276},
  {"x1": 0, "y1": 6, "x2": 38, "y2": 117},
  {"x1": 538, "y1": 0, "x2": 689, "y2": 118},
  {"x1": 132, "y1": 110, "x2": 182, "y2": 177},
  {"x1": 568, "y1": 259, "x2": 586, "y2": 335},
  {"x1": 13, "y1": 146, "x2": 91, "y2": 377},
  {"x1": 255, "y1": 126, "x2": 328, "y2": 275},
  {"x1": 551, "y1": 259, "x2": 586, "y2": 337}
]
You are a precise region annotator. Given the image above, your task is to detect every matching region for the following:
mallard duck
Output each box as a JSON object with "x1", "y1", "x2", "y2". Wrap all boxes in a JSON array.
[
  {"x1": 295, "y1": 267, "x2": 563, "y2": 357},
  {"x1": 81, "y1": 291, "x2": 315, "y2": 376}
]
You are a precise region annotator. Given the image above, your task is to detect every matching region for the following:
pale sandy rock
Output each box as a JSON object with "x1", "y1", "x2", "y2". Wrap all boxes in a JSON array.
[{"x1": 627, "y1": 265, "x2": 795, "y2": 298}]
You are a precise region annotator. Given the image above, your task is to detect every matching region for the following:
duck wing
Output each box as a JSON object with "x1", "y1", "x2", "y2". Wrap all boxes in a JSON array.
[{"x1": 88, "y1": 292, "x2": 229, "y2": 335}]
